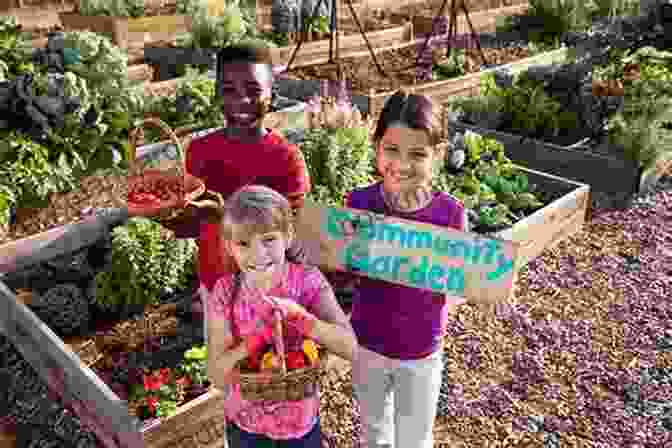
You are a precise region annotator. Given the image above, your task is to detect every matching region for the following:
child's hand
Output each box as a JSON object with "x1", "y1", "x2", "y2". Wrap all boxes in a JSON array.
[
  {"x1": 385, "y1": 183, "x2": 433, "y2": 212},
  {"x1": 268, "y1": 296, "x2": 317, "y2": 336},
  {"x1": 244, "y1": 325, "x2": 274, "y2": 359}
]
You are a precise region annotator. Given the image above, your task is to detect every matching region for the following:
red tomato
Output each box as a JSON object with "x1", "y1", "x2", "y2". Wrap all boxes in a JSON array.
[
  {"x1": 286, "y1": 351, "x2": 307, "y2": 370},
  {"x1": 128, "y1": 192, "x2": 161, "y2": 205}
]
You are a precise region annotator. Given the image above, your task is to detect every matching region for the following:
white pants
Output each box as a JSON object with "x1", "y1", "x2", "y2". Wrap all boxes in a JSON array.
[{"x1": 352, "y1": 345, "x2": 444, "y2": 448}]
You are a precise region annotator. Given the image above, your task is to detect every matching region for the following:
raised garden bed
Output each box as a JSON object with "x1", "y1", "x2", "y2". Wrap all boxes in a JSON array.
[
  {"x1": 388, "y1": 2, "x2": 528, "y2": 36},
  {"x1": 140, "y1": 22, "x2": 414, "y2": 84},
  {"x1": 0, "y1": 216, "x2": 227, "y2": 448},
  {"x1": 448, "y1": 122, "x2": 648, "y2": 210},
  {"x1": 445, "y1": 47, "x2": 672, "y2": 209},
  {"x1": 279, "y1": 45, "x2": 567, "y2": 118},
  {"x1": 58, "y1": 10, "x2": 191, "y2": 49}
]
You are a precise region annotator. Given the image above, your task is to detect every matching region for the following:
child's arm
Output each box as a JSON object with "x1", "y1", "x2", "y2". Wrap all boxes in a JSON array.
[
  {"x1": 274, "y1": 270, "x2": 357, "y2": 362},
  {"x1": 272, "y1": 143, "x2": 311, "y2": 211},
  {"x1": 205, "y1": 278, "x2": 272, "y2": 391},
  {"x1": 207, "y1": 316, "x2": 247, "y2": 392}
]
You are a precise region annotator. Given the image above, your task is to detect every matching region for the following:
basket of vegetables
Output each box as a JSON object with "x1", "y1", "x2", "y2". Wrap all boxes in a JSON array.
[
  {"x1": 235, "y1": 309, "x2": 328, "y2": 402},
  {"x1": 125, "y1": 117, "x2": 224, "y2": 222}
]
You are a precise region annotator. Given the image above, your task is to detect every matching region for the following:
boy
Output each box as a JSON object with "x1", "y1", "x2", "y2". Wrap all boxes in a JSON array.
[{"x1": 153, "y1": 43, "x2": 310, "y2": 314}]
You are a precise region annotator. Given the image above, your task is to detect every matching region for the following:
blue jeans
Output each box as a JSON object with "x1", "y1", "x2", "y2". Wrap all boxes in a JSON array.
[{"x1": 226, "y1": 418, "x2": 323, "y2": 447}]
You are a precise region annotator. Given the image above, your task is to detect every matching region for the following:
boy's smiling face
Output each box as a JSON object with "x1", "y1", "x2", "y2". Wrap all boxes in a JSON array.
[{"x1": 218, "y1": 62, "x2": 273, "y2": 129}]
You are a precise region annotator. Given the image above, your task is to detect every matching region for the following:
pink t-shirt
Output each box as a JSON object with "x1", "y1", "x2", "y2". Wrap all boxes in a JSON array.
[{"x1": 207, "y1": 263, "x2": 336, "y2": 440}]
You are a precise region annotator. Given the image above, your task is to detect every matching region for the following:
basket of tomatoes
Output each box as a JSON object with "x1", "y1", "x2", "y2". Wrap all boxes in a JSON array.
[
  {"x1": 236, "y1": 333, "x2": 328, "y2": 402},
  {"x1": 126, "y1": 117, "x2": 224, "y2": 221}
]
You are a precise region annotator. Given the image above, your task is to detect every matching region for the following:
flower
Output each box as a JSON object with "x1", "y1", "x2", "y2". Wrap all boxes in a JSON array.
[
  {"x1": 146, "y1": 396, "x2": 159, "y2": 415},
  {"x1": 143, "y1": 369, "x2": 171, "y2": 392}
]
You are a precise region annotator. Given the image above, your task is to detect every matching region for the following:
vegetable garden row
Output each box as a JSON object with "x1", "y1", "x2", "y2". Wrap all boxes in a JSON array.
[{"x1": 1, "y1": 0, "x2": 672, "y2": 447}]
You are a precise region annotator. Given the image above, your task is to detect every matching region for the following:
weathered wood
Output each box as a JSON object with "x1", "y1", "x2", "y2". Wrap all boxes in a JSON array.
[
  {"x1": 295, "y1": 167, "x2": 589, "y2": 305},
  {"x1": 498, "y1": 167, "x2": 589, "y2": 269},
  {"x1": 295, "y1": 199, "x2": 519, "y2": 304},
  {"x1": 141, "y1": 389, "x2": 227, "y2": 448},
  {"x1": 447, "y1": 121, "x2": 643, "y2": 209},
  {"x1": 0, "y1": 214, "x2": 119, "y2": 274},
  {"x1": 58, "y1": 12, "x2": 192, "y2": 49}
]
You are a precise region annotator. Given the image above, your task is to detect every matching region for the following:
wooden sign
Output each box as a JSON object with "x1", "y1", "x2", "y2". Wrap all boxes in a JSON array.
[{"x1": 295, "y1": 200, "x2": 518, "y2": 304}]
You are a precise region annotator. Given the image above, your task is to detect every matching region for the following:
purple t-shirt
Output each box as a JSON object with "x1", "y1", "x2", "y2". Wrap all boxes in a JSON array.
[{"x1": 346, "y1": 182, "x2": 466, "y2": 360}]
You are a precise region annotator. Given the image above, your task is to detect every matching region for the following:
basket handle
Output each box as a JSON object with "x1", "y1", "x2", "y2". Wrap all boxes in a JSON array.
[
  {"x1": 127, "y1": 117, "x2": 188, "y2": 176},
  {"x1": 272, "y1": 309, "x2": 287, "y2": 375}
]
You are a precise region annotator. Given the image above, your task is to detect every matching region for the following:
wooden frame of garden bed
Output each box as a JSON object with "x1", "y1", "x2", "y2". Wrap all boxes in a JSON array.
[
  {"x1": 58, "y1": 12, "x2": 192, "y2": 49},
  {"x1": 446, "y1": 121, "x2": 672, "y2": 210},
  {"x1": 277, "y1": 45, "x2": 568, "y2": 119},
  {"x1": 388, "y1": 2, "x2": 528, "y2": 36},
  {"x1": 0, "y1": 227, "x2": 227, "y2": 448}
]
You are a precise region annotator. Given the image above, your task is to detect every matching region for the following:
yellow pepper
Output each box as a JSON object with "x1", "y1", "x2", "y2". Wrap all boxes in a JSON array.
[
  {"x1": 302, "y1": 340, "x2": 320, "y2": 365},
  {"x1": 261, "y1": 352, "x2": 279, "y2": 371}
]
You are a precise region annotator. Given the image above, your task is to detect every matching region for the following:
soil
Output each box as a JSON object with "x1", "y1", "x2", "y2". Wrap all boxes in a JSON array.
[
  {"x1": 0, "y1": 173, "x2": 127, "y2": 246},
  {"x1": 286, "y1": 44, "x2": 529, "y2": 95}
]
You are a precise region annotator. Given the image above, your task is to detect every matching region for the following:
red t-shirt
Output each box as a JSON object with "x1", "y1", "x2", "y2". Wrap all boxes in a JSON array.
[{"x1": 174, "y1": 129, "x2": 310, "y2": 291}]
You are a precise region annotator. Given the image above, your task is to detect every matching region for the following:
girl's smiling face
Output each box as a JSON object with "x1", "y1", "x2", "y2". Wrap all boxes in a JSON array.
[
  {"x1": 226, "y1": 224, "x2": 290, "y2": 276},
  {"x1": 376, "y1": 125, "x2": 437, "y2": 194},
  {"x1": 218, "y1": 63, "x2": 272, "y2": 129}
]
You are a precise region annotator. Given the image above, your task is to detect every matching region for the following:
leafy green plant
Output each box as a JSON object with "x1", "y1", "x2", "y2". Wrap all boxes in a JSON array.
[
  {"x1": 77, "y1": 0, "x2": 145, "y2": 17},
  {"x1": 449, "y1": 72, "x2": 579, "y2": 140},
  {"x1": 176, "y1": 0, "x2": 205, "y2": 15},
  {"x1": 0, "y1": 133, "x2": 79, "y2": 209},
  {"x1": 438, "y1": 131, "x2": 544, "y2": 231},
  {"x1": 142, "y1": 74, "x2": 224, "y2": 138},
  {"x1": 176, "y1": 1, "x2": 249, "y2": 49},
  {"x1": 175, "y1": 345, "x2": 208, "y2": 386},
  {"x1": 588, "y1": 0, "x2": 640, "y2": 20},
  {"x1": 93, "y1": 217, "x2": 196, "y2": 307},
  {"x1": 0, "y1": 16, "x2": 36, "y2": 78},
  {"x1": 301, "y1": 126, "x2": 376, "y2": 207},
  {"x1": 304, "y1": 15, "x2": 329, "y2": 33},
  {"x1": 527, "y1": 0, "x2": 591, "y2": 43},
  {"x1": 432, "y1": 50, "x2": 466, "y2": 80}
]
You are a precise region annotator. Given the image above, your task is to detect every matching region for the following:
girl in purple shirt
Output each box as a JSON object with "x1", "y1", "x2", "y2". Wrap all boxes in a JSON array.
[{"x1": 345, "y1": 90, "x2": 468, "y2": 448}]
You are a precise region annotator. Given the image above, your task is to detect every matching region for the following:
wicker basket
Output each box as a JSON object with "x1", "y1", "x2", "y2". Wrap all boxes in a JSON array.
[
  {"x1": 126, "y1": 117, "x2": 224, "y2": 222},
  {"x1": 236, "y1": 346, "x2": 329, "y2": 402}
]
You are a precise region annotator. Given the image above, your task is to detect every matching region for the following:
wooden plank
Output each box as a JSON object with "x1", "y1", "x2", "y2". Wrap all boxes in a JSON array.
[
  {"x1": 0, "y1": 214, "x2": 119, "y2": 274},
  {"x1": 295, "y1": 165, "x2": 588, "y2": 305},
  {"x1": 497, "y1": 171, "x2": 589, "y2": 268},
  {"x1": 58, "y1": 13, "x2": 191, "y2": 49},
  {"x1": 140, "y1": 389, "x2": 227, "y2": 448},
  {"x1": 295, "y1": 199, "x2": 520, "y2": 305},
  {"x1": 389, "y1": 3, "x2": 528, "y2": 36},
  {"x1": 0, "y1": 282, "x2": 142, "y2": 448}
]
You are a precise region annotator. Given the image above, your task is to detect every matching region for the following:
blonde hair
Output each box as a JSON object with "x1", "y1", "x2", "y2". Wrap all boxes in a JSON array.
[{"x1": 212, "y1": 185, "x2": 305, "y2": 264}]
